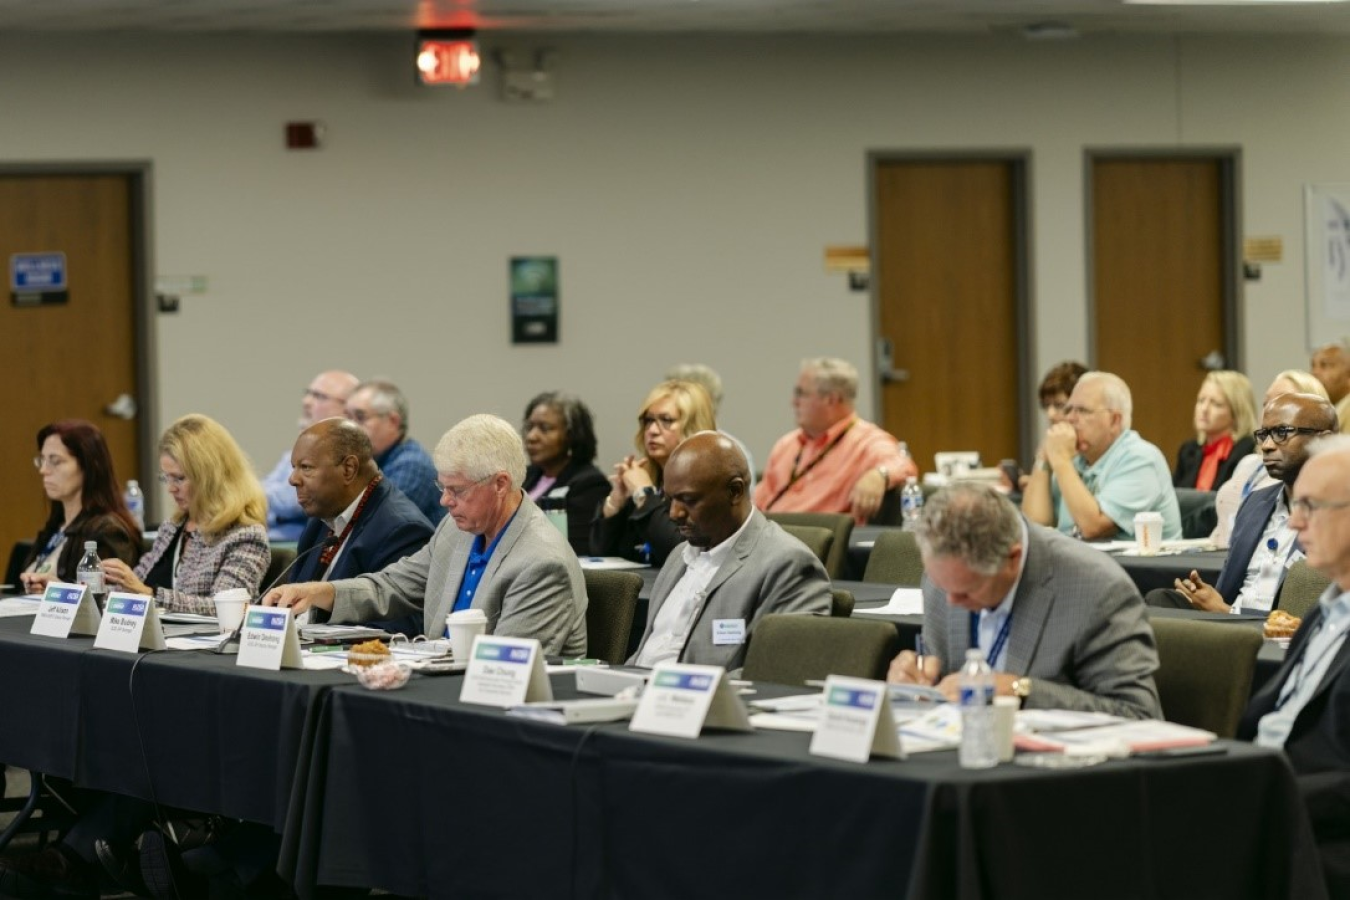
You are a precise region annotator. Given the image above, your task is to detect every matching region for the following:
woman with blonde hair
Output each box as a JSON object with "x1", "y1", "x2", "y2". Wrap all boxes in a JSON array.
[
  {"x1": 1173, "y1": 370, "x2": 1258, "y2": 491},
  {"x1": 102, "y1": 413, "x2": 270, "y2": 613},
  {"x1": 591, "y1": 380, "x2": 716, "y2": 566}
]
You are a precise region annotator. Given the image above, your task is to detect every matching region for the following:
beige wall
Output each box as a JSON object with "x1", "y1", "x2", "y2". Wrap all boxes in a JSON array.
[{"x1": 2, "y1": 31, "x2": 1343, "y2": 500}]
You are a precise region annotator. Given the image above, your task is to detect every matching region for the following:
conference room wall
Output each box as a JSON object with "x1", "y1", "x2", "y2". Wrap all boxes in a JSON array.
[{"x1": 0, "y1": 31, "x2": 1341, "y2": 492}]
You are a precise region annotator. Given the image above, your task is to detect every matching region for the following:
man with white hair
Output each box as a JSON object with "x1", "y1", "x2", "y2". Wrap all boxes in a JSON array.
[
  {"x1": 1022, "y1": 370, "x2": 1181, "y2": 541},
  {"x1": 265, "y1": 413, "x2": 588, "y2": 657},
  {"x1": 754, "y1": 357, "x2": 915, "y2": 523}
]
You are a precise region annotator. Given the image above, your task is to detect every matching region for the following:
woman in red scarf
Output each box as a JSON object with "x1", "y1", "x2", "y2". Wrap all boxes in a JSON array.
[{"x1": 1172, "y1": 370, "x2": 1257, "y2": 491}]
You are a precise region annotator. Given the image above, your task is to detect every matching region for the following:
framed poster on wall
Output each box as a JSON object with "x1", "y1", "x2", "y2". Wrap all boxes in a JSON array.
[{"x1": 1304, "y1": 183, "x2": 1350, "y2": 348}]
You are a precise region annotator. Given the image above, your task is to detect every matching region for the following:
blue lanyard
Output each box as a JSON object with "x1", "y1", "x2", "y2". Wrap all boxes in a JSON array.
[{"x1": 969, "y1": 610, "x2": 1014, "y2": 670}]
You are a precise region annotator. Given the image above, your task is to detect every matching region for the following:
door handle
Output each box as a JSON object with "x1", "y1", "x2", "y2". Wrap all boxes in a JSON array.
[
  {"x1": 105, "y1": 393, "x2": 137, "y2": 420},
  {"x1": 1198, "y1": 350, "x2": 1225, "y2": 371},
  {"x1": 877, "y1": 338, "x2": 911, "y2": 384}
]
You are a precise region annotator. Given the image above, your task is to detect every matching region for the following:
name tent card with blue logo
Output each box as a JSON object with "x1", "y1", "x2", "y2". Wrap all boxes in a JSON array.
[
  {"x1": 460, "y1": 636, "x2": 552, "y2": 708},
  {"x1": 93, "y1": 592, "x2": 166, "y2": 653},
  {"x1": 32, "y1": 581, "x2": 100, "y2": 639},
  {"x1": 237, "y1": 607, "x2": 302, "y2": 670},
  {"x1": 809, "y1": 675, "x2": 903, "y2": 763},
  {"x1": 629, "y1": 663, "x2": 751, "y2": 739}
]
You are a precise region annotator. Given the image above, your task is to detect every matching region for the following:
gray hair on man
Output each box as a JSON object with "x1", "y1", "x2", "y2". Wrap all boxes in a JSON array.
[
  {"x1": 434, "y1": 414, "x2": 527, "y2": 489},
  {"x1": 915, "y1": 483, "x2": 1022, "y2": 576},
  {"x1": 355, "y1": 378, "x2": 411, "y2": 439},
  {"x1": 665, "y1": 363, "x2": 724, "y2": 410},
  {"x1": 1306, "y1": 432, "x2": 1350, "y2": 460},
  {"x1": 802, "y1": 357, "x2": 859, "y2": 402},
  {"x1": 1078, "y1": 371, "x2": 1134, "y2": 431}
]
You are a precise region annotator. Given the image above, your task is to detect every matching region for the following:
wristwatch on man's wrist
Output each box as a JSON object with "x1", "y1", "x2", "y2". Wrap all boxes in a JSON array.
[
  {"x1": 876, "y1": 466, "x2": 889, "y2": 485},
  {"x1": 1011, "y1": 677, "x2": 1033, "y2": 704},
  {"x1": 633, "y1": 486, "x2": 659, "y2": 509}
]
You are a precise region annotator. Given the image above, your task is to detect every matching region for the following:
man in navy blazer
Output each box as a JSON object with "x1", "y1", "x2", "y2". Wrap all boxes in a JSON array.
[
  {"x1": 1239, "y1": 436, "x2": 1350, "y2": 895},
  {"x1": 288, "y1": 418, "x2": 433, "y2": 586},
  {"x1": 1149, "y1": 392, "x2": 1336, "y2": 614}
]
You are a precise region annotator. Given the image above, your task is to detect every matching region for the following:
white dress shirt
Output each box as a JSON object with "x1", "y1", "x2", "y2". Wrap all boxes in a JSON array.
[{"x1": 1256, "y1": 585, "x2": 1350, "y2": 749}]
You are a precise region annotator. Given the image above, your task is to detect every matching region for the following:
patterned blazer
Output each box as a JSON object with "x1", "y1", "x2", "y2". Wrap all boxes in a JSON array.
[{"x1": 134, "y1": 519, "x2": 270, "y2": 613}]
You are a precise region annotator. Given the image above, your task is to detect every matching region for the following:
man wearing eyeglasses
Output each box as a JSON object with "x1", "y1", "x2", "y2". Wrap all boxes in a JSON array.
[
  {"x1": 1240, "y1": 435, "x2": 1350, "y2": 895},
  {"x1": 264, "y1": 414, "x2": 588, "y2": 657},
  {"x1": 261, "y1": 369, "x2": 359, "y2": 541},
  {"x1": 754, "y1": 357, "x2": 916, "y2": 523},
  {"x1": 1021, "y1": 371, "x2": 1181, "y2": 542},
  {"x1": 1155, "y1": 392, "x2": 1337, "y2": 614},
  {"x1": 344, "y1": 378, "x2": 446, "y2": 525}
]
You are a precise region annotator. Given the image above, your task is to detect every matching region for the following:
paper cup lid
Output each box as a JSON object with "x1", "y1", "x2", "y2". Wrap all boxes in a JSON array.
[{"x1": 446, "y1": 609, "x2": 487, "y2": 624}]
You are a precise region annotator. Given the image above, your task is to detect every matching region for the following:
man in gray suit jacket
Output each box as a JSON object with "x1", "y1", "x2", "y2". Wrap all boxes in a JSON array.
[
  {"x1": 266, "y1": 414, "x2": 588, "y2": 658},
  {"x1": 630, "y1": 431, "x2": 831, "y2": 672},
  {"x1": 888, "y1": 482, "x2": 1161, "y2": 719}
]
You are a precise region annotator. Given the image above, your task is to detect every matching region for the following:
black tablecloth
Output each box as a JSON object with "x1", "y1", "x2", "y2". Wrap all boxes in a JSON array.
[
  {"x1": 288, "y1": 672, "x2": 1326, "y2": 900},
  {"x1": 0, "y1": 616, "x2": 346, "y2": 830}
]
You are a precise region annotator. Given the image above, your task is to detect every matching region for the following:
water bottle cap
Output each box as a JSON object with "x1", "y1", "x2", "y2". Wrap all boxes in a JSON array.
[
  {"x1": 965, "y1": 647, "x2": 986, "y2": 661},
  {"x1": 84, "y1": 541, "x2": 98, "y2": 550},
  {"x1": 127, "y1": 479, "x2": 140, "y2": 489}
]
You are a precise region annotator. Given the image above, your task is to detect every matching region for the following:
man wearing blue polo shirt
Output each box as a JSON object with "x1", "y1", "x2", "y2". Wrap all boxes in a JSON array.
[{"x1": 1022, "y1": 370, "x2": 1181, "y2": 541}]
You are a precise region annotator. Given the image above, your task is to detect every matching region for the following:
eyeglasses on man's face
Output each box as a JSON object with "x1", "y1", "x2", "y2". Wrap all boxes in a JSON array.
[
  {"x1": 347, "y1": 408, "x2": 387, "y2": 425},
  {"x1": 1061, "y1": 405, "x2": 1110, "y2": 418},
  {"x1": 1254, "y1": 426, "x2": 1327, "y2": 446},
  {"x1": 304, "y1": 388, "x2": 345, "y2": 404},
  {"x1": 1290, "y1": 496, "x2": 1350, "y2": 518},
  {"x1": 434, "y1": 475, "x2": 491, "y2": 502}
]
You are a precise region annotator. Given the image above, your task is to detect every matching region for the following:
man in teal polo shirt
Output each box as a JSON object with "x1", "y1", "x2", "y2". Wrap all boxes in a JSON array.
[{"x1": 1022, "y1": 371, "x2": 1181, "y2": 541}]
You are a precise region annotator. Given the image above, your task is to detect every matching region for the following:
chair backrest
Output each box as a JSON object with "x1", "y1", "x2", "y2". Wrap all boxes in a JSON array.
[
  {"x1": 582, "y1": 569, "x2": 642, "y2": 664},
  {"x1": 829, "y1": 588, "x2": 854, "y2": 618},
  {"x1": 778, "y1": 524, "x2": 835, "y2": 573},
  {"x1": 765, "y1": 512, "x2": 854, "y2": 579},
  {"x1": 5, "y1": 540, "x2": 34, "y2": 588},
  {"x1": 262, "y1": 545, "x2": 297, "y2": 590},
  {"x1": 1149, "y1": 617, "x2": 1263, "y2": 738},
  {"x1": 1277, "y1": 560, "x2": 1331, "y2": 620},
  {"x1": 862, "y1": 529, "x2": 924, "y2": 586},
  {"x1": 1174, "y1": 488, "x2": 1218, "y2": 540},
  {"x1": 741, "y1": 614, "x2": 899, "y2": 686},
  {"x1": 869, "y1": 488, "x2": 904, "y2": 526}
]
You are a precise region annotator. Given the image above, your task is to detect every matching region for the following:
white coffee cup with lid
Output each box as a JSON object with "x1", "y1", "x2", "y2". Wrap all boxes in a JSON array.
[
  {"x1": 213, "y1": 587, "x2": 251, "y2": 634},
  {"x1": 1133, "y1": 512, "x2": 1165, "y2": 557},
  {"x1": 446, "y1": 608, "x2": 488, "y2": 662}
]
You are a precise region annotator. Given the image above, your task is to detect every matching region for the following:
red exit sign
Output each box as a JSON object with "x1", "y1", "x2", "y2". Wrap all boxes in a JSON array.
[{"x1": 417, "y1": 38, "x2": 481, "y2": 86}]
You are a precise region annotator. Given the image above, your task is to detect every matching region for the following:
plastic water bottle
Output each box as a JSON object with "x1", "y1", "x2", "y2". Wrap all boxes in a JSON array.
[
  {"x1": 958, "y1": 648, "x2": 998, "y2": 769},
  {"x1": 76, "y1": 541, "x2": 107, "y2": 611},
  {"x1": 124, "y1": 479, "x2": 145, "y2": 531},
  {"x1": 901, "y1": 475, "x2": 924, "y2": 532}
]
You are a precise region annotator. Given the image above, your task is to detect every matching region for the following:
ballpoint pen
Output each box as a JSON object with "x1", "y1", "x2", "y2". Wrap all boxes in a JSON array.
[{"x1": 915, "y1": 634, "x2": 926, "y2": 675}]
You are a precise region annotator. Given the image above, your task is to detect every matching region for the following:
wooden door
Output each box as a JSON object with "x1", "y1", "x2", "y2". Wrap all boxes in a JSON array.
[
  {"x1": 1091, "y1": 157, "x2": 1233, "y2": 460},
  {"x1": 0, "y1": 174, "x2": 142, "y2": 564},
  {"x1": 872, "y1": 159, "x2": 1024, "y2": 475}
]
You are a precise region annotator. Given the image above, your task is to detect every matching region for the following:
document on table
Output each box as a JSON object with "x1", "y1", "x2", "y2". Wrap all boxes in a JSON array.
[
  {"x1": 0, "y1": 596, "x2": 41, "y2": 618},
  {"x1": 1016, "y1": 719, "x2": 1216, "y2": 753},
  {"x1": 1090, "y1": 539, "x2": 1219, "y2": 556},
  {"x1": 578, "y1": 557, "x2": 648, "y2": 570},
  {"x1": 165, "y1": 634, "x2": 229, "y2": 651},
  {"x1": 852, "y1": 588, "x2": 925, "y2": 616}
]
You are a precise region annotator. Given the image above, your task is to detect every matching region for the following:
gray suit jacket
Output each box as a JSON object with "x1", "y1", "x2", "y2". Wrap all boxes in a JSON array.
[
  {"x1": 630, "y1": 510, "x2": 831, "y2": 671},
  {"x1": 329, "y1": 494, "x2": 588, "y2": 658},
  {"x1": 923, "y1": 522, "x2": 1161, "y2": 720}
]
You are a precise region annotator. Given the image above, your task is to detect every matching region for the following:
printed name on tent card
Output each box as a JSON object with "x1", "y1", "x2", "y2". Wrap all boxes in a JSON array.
[
  {"x1": 460, "y1": 635, "x2": 552, "y2": 708},
  {"x1": 236, "y1": 607, "x2": 303, "y2": 670},
  {"x1": 629, "y1": 663, "x2": 751, "y2": 739},
  {"x1": 93, "y1": 592, "x2": 166, "y2": 653},
  {"x1": 809, "y1": 675, "x2": 903, "y2": 763},
  {"x1": 31, "y1": 581, "x2": 101, "y2": 639}
]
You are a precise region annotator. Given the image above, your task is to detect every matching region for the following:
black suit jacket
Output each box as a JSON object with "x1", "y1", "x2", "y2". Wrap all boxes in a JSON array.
[
  {"x1": 1213, "y1": 483, "x2": 1299, "y2": 606},
  {"x1": 291, "y1": 479, "x2": 434, "y2": 584},
  {"x1": 523, "y1": 460, "x2": 608, "y2": 556},
  {"x1": 1172, "y1": 435, "x2": 1256, "y2": 489}
]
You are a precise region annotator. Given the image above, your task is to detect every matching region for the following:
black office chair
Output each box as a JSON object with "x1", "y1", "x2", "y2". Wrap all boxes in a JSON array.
[
  {"x1": 765, "y1": 513, "x2": 853, "y2": 580},
  {"x1": 582, "y1": 570, "x2": 642, "y2": 664},
  {"x1": 742, "y1": 614, "x2": 899, "y2": 686},
  {"x1": 5, "y1": 540, "x2": 35, "y2": 590},
  {"x1": 1174, "y1": 488, "x2": 1218, "y2": 540},
  {"x1": 1150, "y1": 617, "x2": 1262, "y2": 738}
]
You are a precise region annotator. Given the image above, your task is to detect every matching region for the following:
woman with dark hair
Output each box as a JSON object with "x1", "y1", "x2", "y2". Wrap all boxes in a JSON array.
[
  {"x1": 521, "y1": 391, "x2": 609, "y2": 555},
  {"x1": 18, "y1": 420, "x2": 141, "y2": 593}
]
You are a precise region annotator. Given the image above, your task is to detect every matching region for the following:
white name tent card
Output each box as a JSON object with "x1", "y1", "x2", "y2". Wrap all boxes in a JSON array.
[
  {"x1": 459, "y1": 636, "x2": 552, "y2": 708},
  {"x1": 809, "y1": 676, "x2": 903, "y2": 763},
  {"x1": 31, "y1": 581, "x2": 101, "y2": 638},
  {"x1": 236, "y1": 607, "x2": 303, "y2": 670},
  {"x1": 93, "y1": 592, "x2": 165, "y2": 652},
  {"x1": 629, "y1": 663, "x2": 751, "y2": 739}
]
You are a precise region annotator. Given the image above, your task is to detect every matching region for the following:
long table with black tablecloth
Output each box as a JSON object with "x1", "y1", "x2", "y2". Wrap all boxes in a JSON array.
[
  {"x1": 847, "y1": 525, "x2": 1228, "y2": 594},
  {"x1": 282, "y1": 671, "x2": 1327, "y2": 900}
]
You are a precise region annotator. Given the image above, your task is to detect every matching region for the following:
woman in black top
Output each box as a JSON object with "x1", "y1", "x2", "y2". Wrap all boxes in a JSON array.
[
  {"x1": 521, "y1": 391, "x2": 609, "y2": 555},
  {"x1": 19, "y1": 419, "x2": 141, "y2": 593},
  {"x1": 591, "y1": 380, "x2": 716, "y2": 567}
]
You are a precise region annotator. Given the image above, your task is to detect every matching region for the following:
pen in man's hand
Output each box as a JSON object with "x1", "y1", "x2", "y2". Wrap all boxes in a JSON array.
[{"x1": 915, "y1": 634, "x2": 926, "y2": 676}]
